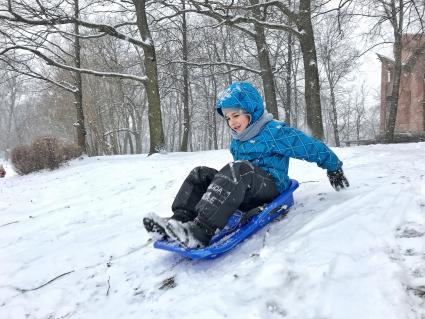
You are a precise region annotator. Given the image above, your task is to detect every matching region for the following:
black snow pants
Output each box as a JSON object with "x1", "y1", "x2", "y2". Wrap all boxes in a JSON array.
[{"x1": 171, "y1": 161, "x2": 279, "y2": 230}]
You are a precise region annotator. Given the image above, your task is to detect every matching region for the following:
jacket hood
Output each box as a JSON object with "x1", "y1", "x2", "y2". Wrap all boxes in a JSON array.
[{"x1": 216, "y1": 82, "x2": 264, "y2": 124}]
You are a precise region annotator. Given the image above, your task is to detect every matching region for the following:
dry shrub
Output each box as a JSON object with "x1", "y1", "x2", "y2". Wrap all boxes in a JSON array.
[
  {"x1": 11, "y1": 145, "x2": 36, "y2": 175},
  {"x1": 11, "y1": 136, "x2": 83, "y2": 175},
  {"x1": 31, "y1": 136, "x2": 62, "y2": 170},
  {"x1": 0, "y1": 164, "x2": 6, "y2": 178}
]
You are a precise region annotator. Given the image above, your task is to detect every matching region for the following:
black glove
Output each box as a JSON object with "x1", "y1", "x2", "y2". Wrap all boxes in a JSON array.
[{"x1": 327, "y1": 169, "x2": 349, "y2": 191}]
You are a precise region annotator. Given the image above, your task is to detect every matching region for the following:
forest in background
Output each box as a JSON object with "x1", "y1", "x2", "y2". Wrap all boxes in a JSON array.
[{"x1": 0, "y1": 0, "x2": 423, "y2": 157}]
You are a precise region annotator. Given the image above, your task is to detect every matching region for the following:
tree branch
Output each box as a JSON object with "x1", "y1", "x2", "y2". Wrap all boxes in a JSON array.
[
  {"x1": 0, "y1": 6, "x2": 150, "y2": 49},
  {"x1": 165, "y1": 59, "x2": 261, "y2": 74},
  {"x1": 0, "y1": 46, "x2": 148, "y2": 83}
]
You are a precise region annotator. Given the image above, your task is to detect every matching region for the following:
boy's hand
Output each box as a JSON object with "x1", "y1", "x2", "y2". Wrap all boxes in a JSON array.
[{"x1": 327, "y1": 169, "x2": 349, "y2": 191}]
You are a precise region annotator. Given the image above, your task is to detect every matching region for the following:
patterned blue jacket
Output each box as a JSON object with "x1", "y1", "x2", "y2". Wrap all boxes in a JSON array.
[{"x1": 216, "y1": 82, "x2": 342, "y2": 192}]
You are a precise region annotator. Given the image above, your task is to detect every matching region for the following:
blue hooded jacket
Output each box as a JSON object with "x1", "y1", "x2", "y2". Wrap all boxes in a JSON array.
[{"x1": 216, "y1": 82, "x2": 343, "y2": 192}]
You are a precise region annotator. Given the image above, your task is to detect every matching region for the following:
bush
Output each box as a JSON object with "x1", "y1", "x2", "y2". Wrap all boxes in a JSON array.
[
  {"x1": 11, "y1": 145, "x2": 36, "y2": 175},
  {"x1": 31, "y1": 136, "x2": 62, "y2": 170},
  {"x1": 0, "y1": 164, "x2": 6, "y2": 178},
  {"x1": 11, "y1": 136, "x2": 83, "y2": 175}
]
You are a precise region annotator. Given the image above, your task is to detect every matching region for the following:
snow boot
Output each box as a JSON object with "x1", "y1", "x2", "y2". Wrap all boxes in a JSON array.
[
  {"x1": 163, "y1": 218, "x2": 216, "y2": 248},
  {"x1": 143, "y1": 213, "x2": 170, "y2": 239}
]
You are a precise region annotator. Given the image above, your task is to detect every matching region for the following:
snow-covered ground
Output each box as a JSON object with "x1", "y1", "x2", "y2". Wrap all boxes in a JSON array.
[{"x1": 1, "y1": 143, "x2": 425, "y2": 319}]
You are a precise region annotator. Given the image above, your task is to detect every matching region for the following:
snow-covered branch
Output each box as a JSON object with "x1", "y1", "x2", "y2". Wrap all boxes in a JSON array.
[
  {"x1": 103, "y1": 128, "x2": 140, "y2": 137},
  {"x1": 166, "y1": 59, "x2": 261, "y2": 75},
  {"x1": 0, "y1": 46, "x2": 148, "y2": 83},
  {"x1": 161, "y1": 0, "x2": 302, "y2": 37},
  {"x1": 0, "y1": 5, "x2": 150, "y2": 49},
  {"x1": 0, "y1": 58, "x2": 79, "y2": 93}
]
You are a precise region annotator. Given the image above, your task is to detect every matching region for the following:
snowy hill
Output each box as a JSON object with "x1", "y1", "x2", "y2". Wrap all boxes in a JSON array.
[{"x1": 1, "y1": 143, "x2": 425, "y2": 319}]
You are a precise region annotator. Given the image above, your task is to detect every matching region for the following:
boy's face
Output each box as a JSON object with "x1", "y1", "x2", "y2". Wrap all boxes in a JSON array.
[{"x1": 224, "y1": 110, "x2": 250, "y2": 132}]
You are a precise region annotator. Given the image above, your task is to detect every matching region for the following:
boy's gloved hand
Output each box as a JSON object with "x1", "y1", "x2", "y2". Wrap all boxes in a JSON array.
[{"x1": 327, "y1": 169, "x2": 349, "y2": 191}]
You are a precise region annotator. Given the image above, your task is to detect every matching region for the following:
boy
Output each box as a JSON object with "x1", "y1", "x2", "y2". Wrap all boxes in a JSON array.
[{"x1": 143, "y1": 82, "x2": 349, "y2": 248}]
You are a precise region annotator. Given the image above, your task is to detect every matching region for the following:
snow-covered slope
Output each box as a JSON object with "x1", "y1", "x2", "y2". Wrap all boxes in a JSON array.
[{"x1": 1, "y1": 143, "x2": 425, "y2": 319}]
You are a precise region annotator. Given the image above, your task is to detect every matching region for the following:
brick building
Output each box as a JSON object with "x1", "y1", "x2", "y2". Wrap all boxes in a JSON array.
[{"x1": 378, "y1": 34, "x2": 425, "y2": 136}]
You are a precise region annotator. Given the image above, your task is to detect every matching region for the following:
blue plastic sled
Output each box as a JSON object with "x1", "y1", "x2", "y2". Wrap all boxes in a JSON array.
[{"x1": 153, "y1": 179, "x2": 299, "y2": 260}]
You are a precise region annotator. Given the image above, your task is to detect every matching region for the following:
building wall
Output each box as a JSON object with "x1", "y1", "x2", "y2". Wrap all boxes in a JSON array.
[
  {"x1": 380, "y1": 35, "x2": 425, "y2": 134},
  {"x1": 409, "y1": 53, "x2": 424, "y2": 131}
]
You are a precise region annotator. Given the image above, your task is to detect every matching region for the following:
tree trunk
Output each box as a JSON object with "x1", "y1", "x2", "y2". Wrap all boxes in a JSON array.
[
  {"x1": 356, "y1": 113, "x2": 361, "y2": 143},
  {"x1": 285, "y1": 33, "x2": 293, "y2": 125},
  {"x1": 329, "y1": 87, "x2": 341, "y2": 146},
  {"x1": 326, "y1": 50, "x2": 341, "y2": 146},
  {"x1": 346, "y1": 101, "x2": 352, "y2": 142},
  {"x1": 177, "y1": 94, "x2": 182, "y2": 150},
  {"x1": 6, "y1": 77, "x2": 17, "y2": 157},
  {"x1": 133, "y1": 0, "x2": 165, "y2": 154},
  {"x1": 73, "y1": 0, "x2": 87, "y2": 153},
  {"x1": 423, "y1": 83, "x2": 425, "y2": 132},
  {"x1": 221, "y1": 35, "x2": 233, "y2": 85},
  {"x1": 251, "y1": 0, "x2": 279, "y2": 118},
  {"x1": 180, "y1": 1, "x2": 190, "y2": 151},
  {"x1": 385, "y1": 8, "x2": 403, "y2": 143},
  {"x1": 211, "y1": 76, "x2": 219, "y2": 150},
  {"x1": 135, "y1": 106, "x2": 144, "y2": 154},
  {"x1": 293, "y1": 64, "x2": 299, "y2": 128},
  {"x1": 297, "y1": 0, "x2": 324, "y2": 139}
]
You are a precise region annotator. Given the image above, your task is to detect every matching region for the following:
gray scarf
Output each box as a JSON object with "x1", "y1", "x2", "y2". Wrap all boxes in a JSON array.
[{"x1": 231, "y1": 111, "x2": 274, "y2": 141}]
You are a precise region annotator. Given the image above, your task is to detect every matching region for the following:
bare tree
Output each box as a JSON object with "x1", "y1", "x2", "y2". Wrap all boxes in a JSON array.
[
  {"x1": 317, "y1": 11, "x2": 359, "y2": 146},
  {"x1": 0, "y1": 72, "x2": 19, "y2": 156},
  {"x1": 160, "y1": 0, "x2": 280, "y2": 118},
  {"x1": 132, "y1": 0, "x2": 165, "y2": 153},
  {"x1": 353, "y1": 84, "x2": 367, "y2": 143},
  {"x1": 173, "y1": 0, "x2": 351, "y2": 139},
  {"x1": 380, "y1": 0, "x2": 404, "y2": 143},
  {"x1": 180, "y1": 0, "x2": 190, "y2": 151},
  {"x1": 72, "y1": 0, "x2": 86, "y2": 152},
  {"x1": 0, "y1": 0, "x2": 165, "y2": 154}
]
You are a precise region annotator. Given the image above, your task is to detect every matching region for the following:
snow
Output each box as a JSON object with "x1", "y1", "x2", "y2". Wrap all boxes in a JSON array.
[{"x1": 1, "y1": 143, "x2": 425, "y2": 319}]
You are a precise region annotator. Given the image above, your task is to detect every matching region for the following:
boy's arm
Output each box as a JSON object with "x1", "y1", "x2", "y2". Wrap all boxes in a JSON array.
[
  {"x1": 272, "y1": 124, "x2": 342, "y2": 170},
  {"x1": 271, "y1": 124, "x2": 349, "y2": 190}
]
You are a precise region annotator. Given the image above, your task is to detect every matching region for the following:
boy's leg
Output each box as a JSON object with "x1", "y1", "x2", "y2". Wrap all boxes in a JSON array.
[
  {"x1": 195, "y1": 161, "x2": 279, "y2": 230},
  {"x1": 143, "y1": 166, "x2": 217, "y2": 239},
  {"x1": 147, "y1": 161, "x2": 278, "y2": 248},
  {"x1": 170, "y1": 166, "x2": 218, "y2": 222}
]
